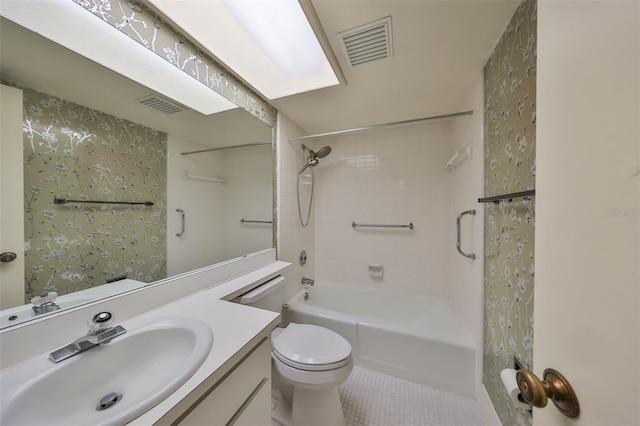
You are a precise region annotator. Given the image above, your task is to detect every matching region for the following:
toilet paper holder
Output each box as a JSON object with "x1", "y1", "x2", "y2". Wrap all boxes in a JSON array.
[{"x1": 516, "y1": 368, "x2": 580, "y2": 418}]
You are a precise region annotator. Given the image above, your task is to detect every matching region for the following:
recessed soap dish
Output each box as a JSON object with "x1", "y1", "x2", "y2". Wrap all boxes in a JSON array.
[{"x1": 368, "y1": 264, "x2": 383, "y2": 278}]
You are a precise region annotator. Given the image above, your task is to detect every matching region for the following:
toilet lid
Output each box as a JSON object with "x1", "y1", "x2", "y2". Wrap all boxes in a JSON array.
[{"x1": 272, "y1": 323, "x2": 352, "y2": 369}]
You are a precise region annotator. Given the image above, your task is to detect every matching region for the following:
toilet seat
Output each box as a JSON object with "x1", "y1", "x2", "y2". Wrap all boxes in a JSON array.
[{"x1": 272, "y1": 323, "x2": 352, "y2": 371}]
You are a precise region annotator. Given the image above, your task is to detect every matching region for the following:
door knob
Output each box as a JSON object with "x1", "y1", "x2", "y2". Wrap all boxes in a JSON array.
[
  {"x1": 0, "y1": 252, "x2": 17, "y2": 263},
  {"x1": 516, "y1": 368, "x2": 580, "y2": 418}
]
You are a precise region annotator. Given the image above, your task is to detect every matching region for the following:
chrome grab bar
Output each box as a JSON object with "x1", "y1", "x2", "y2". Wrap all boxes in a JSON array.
[
  {"x1": 456, "y1": 210, "x2": 476, "y2": 260},
  {"x1": 240, "y1": 218, "x2": 273, "y2": 224},
  {"x1": 176, "y1": 208, "x2": 185, "y2": 237},
  {"x1": 352, "y1": 222, "x2": 414, "y2": 230}
]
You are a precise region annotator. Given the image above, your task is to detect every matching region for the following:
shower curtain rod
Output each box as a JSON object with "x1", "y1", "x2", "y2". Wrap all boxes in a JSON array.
[
  {"x1": 288, "y1": 110, "x2": 473, "y2": 142},
  {"x1": 181, "y1": 141, "x2": 272, "y2": 156}
]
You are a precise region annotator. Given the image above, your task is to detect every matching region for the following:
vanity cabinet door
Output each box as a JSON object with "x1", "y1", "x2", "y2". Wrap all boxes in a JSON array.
[
  {"x1": 178, "y1": 339, "x2": 271, "y2": 426},
  {"x1": 228, "y1": 377, "x2": 270, "y2": 426}
]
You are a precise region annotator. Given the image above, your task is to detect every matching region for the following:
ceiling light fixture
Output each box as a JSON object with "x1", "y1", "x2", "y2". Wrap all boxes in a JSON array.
[
  {"x1": 0, "y1": 1, "x2": 237, "y2": 116},
  {"x1": 148, "y1": 0, "x2": 342, "y2": 100},
  {"x1": 223, "y1": 0, "x2": 324, "y2": 77}
]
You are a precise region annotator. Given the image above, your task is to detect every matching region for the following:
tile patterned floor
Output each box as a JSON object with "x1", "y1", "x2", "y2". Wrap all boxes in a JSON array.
[
  {"x1": 274, "y1": 366, "x2": 486, "y2": 426},
  {"x1": 338, "y1": 367, "x2": 485, "y2": 426}
]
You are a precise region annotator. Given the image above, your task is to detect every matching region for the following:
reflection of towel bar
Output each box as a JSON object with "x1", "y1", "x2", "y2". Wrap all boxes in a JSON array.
[
  {"x1": 176, "y1": 209, "x2": 185, "y2": 236},
  {"x1": 240, "y1": 219, "x2": 272, "y2": 224},
  {"x1": 54, "y1": 198, "x2": 153, "y2": 206},
  {"x1": 352, "y1": 222, "x2": 414, "y2": 230},
  {"x1": 183, "y1": 170, "x2": 224, "y2": 184}
]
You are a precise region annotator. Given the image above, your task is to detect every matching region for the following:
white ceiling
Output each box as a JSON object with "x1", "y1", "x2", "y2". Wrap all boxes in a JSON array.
[
  {"x1": 1, "y1": 1, "x2": 521, "y2": 142},
  {"x1": 271, "y1": 0, "x2": 521, "y2": 135},
  {"x1": 0, "y1": 17, "x2": 272, "y2": 150}
]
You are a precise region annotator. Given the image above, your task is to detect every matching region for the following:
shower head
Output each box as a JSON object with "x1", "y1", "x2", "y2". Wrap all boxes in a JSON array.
[
  {"x1": 299, "y1": 145, "x2": 332, "y2": 174},
  {"x1": 298, "y1": 145, "x2": 331, "y2": 174},
  {"x1": 304, "y1": 145, "x2": 332, "y2": 160},
  {"x1": 314, "y1": 146, "x2": 332, "y2": 159}
]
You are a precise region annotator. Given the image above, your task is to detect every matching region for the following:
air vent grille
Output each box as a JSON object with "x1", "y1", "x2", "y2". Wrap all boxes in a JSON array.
[
  {"x1": 136, "y1": 94, "x2": 186, "y2": 114},
  {"x1": 339, "y1": 17, "x2": 393, "y2": 67}
]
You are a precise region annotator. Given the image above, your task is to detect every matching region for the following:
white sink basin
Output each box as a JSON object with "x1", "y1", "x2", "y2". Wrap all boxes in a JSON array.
[{"x1": 1, "y1": 316, "x2": 213, "y2": 425}]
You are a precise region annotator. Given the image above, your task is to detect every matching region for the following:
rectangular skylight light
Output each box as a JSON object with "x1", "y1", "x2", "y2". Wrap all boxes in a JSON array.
[
  {"x1": 148, "y1": 0, "x2": 341, "y2": 100},
  {"x1": 0, "y1": 1, "x2": 237, "y2": 116}
]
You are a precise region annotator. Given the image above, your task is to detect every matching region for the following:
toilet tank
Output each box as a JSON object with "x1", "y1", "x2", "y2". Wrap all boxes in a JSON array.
[{"x1": 234, "y1": 276, "x2": 285, "y2": 312}]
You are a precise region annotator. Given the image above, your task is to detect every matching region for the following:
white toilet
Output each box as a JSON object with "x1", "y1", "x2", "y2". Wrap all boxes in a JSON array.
[{"x1": 236, "y1": 276, "x2": 353, "y2": 426}]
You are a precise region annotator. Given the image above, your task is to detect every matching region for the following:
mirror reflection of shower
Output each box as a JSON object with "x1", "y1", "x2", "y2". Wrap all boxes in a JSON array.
[{"x1": 297, "y1": 144, "x2": 332, "y2": 227}]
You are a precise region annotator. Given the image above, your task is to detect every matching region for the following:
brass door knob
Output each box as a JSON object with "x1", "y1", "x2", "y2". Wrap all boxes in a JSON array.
[
  {"x1": 0, "y1": 252, "x2": 17, "y2": 263},
  {"x1": 516, "y1": 368, "x2": 580, "y2": 418}
]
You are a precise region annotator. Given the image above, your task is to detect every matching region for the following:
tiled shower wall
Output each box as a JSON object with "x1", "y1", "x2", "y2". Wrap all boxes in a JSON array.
[
  {"x1": 309, "y1": 122, "x2": 453, "y2": 298},
  {"x1": 167, "y1": 137, "x2": 226, "y2": 276},
  {"x1": 167, "y1": 139, "x2": 273, "y2": 277},
  {"x1": 223, "y1": 145, "x2": 274, "y2": 259},
  {"x1": 482, "y1": 1, "x2": 536, "y2": 425},
  {"x1": 276, "y1": 113, "x2": 317, "y2": 301}
]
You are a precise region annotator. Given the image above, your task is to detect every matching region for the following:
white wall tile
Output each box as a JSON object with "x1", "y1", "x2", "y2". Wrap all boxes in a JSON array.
[
  {"x1": 449, "y1": 73, "x2": 486, "y2": 399},
  {"x1": 276, "y1": 113, "x2": 315, "y2": 301},
  {"x1": 308, "y1": 122, "x2": 453, "y2": 298},
  {"x1": 167, "y1": 137, "x2": 273, "y2": 277}
]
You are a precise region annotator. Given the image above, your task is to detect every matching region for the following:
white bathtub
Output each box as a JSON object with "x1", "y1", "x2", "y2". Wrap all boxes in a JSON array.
[{"x1": 282, "y1": 281, "x2": 476, "y2": 399}]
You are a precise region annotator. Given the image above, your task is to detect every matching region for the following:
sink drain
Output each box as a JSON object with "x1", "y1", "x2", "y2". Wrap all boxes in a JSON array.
[{"x1": 96, "y1": 392, "x2": 123, "y2": 411}]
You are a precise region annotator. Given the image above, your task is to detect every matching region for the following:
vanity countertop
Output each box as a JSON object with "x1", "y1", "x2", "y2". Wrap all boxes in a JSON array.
[
  {"x1": 127, "y1": 262, "x2": 287, "y2": 425},
  {"x1": 0, "y1": 257, "x2": 289, "y2": 426}
]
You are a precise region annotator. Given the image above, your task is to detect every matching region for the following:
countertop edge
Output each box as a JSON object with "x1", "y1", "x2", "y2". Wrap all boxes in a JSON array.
[{"x1": 125, "y1": 262, "x2": 289, "y2": 425}]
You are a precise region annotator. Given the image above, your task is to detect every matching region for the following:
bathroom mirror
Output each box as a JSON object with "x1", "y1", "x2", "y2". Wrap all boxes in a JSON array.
[{"x1": 0, "y1": 16, "x2": 275, "y2": 328}]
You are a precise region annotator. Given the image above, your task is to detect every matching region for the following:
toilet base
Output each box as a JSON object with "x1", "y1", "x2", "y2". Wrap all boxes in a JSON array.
[
  {"x1": 271, "y1": 386, "x2": 346, "y2": 426},
  {"x1": 292, "y1": 387, "x2": 346, "y2": 426},
  {"x1": 271, "y1": 390, "x2": 293, "y2": 426}
]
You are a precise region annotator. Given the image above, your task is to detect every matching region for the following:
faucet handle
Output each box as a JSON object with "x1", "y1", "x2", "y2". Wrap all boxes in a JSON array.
[
  {"x1": 88, "y1": 311, "x2": 114, "y2": 334},
  {"x1": 93, "y1": 312, "x2": 113, "y2": 323}
]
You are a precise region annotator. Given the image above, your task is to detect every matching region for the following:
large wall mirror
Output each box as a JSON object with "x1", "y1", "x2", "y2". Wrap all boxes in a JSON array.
[{"x1": 0, "y1": 15, "x2": 275, "y2": 329}]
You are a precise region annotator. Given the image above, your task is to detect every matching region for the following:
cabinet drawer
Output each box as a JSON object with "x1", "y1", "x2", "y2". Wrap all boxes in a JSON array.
[
  {"x1": 231, "y1": 378, "x2": 271, "y2": 426},
  {"x1": 178, "y1": 339, "x2": 271, "y2": 426}
]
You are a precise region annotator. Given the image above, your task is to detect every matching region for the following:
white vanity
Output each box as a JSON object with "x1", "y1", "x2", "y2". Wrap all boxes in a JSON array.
[{"x1": 0, "y1": 250, "x2": 289, "y2": 425}]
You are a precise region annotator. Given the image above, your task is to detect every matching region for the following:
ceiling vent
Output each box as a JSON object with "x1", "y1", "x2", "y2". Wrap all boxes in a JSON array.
[
  {"x1": 338, "y1": 16, "x2": 393, "y2": 67},
  {"x1": 136, "y1": 94, "x2": 186, "y2": 114}
]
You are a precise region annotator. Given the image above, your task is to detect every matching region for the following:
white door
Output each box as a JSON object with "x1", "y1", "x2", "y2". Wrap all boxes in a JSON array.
[
  {"x1": 535, "y1": 2, "x2": 639, "y2": 425},
  {"x1": 0, "y1": 84, "x2": 25, "y2": 309}
]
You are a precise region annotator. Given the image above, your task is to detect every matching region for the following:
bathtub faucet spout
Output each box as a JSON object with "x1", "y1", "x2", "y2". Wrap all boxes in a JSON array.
[{"x1": 301, "y1": 277, "x2": 314, "y2": 286}]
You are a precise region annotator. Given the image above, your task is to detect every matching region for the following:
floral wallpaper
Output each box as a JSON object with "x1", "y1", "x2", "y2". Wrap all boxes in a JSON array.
[
  {"x1": 22, "y1": 87, "x2": 167, "y2": 303},
  {"x1": 483, "y1": 1, "x2": 536, "y2": 426},
  {"x1": 485, "y1": 0, "x2": 536, "y2": 196},
  {"x1": 72, "y1": 0, "x2": 277, "y2": 127}
]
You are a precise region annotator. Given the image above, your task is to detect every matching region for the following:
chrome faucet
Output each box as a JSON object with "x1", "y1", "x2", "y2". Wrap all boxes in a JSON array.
[
  {"x1": 31, "y1": 292, "x2": 60, "y2": 315},
  {"x1": 301, "y1": 277, "x2": 314, "y2": 286},
  {"x1": 49, "y1": 312, "x2": 126, "y2": 363}
]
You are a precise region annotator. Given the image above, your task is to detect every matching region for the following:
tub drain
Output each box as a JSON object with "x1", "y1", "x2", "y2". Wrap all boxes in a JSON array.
[{"x1": 96, "y1": 392, "x2": 123, "y2": 411}]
